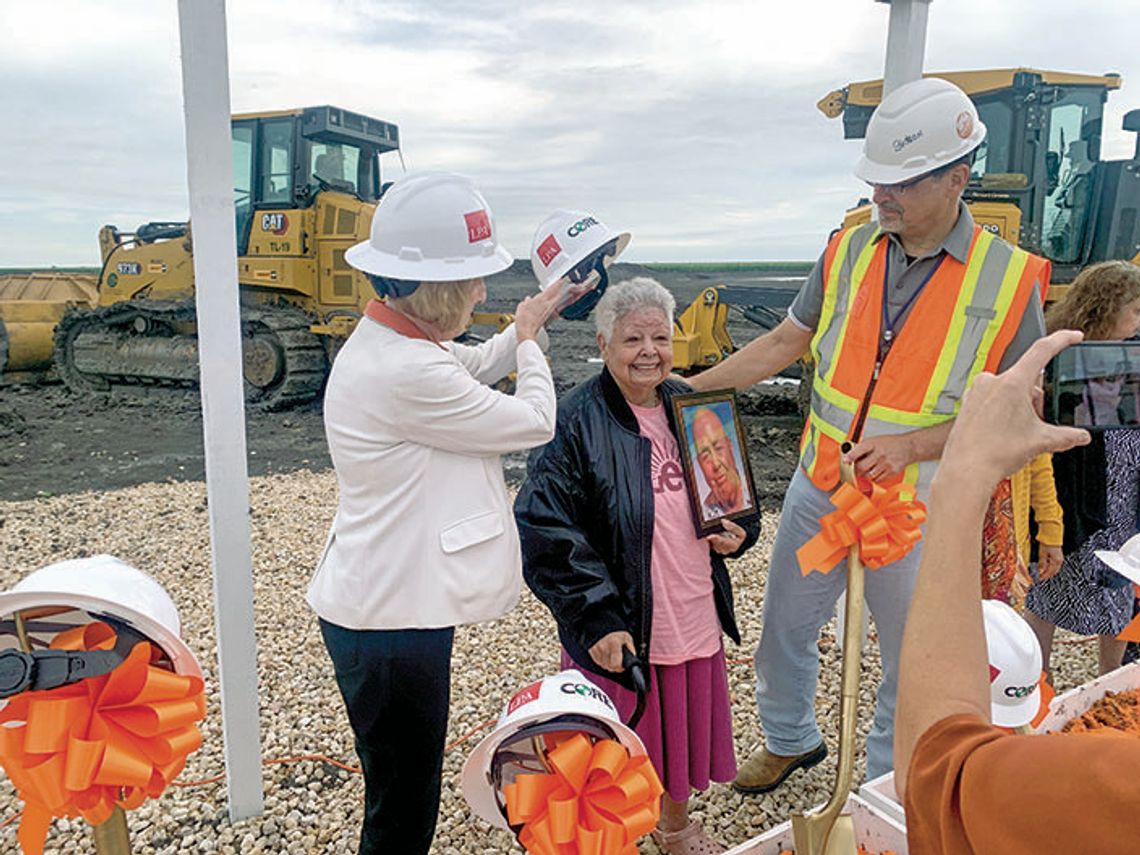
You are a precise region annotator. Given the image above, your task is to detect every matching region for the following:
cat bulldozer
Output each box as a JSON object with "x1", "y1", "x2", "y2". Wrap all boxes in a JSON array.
[
  {"x1": 673, "y1": 68, "x2": 1140, "y2": 374},
  {"x1": 0, "y1": 106, "x2": 510, "y2": 407}
]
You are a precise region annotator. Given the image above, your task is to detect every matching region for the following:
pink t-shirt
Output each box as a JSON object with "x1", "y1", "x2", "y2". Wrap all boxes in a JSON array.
[{"x1": 630, "y1": 401, "x2": 722, "y2": 665}]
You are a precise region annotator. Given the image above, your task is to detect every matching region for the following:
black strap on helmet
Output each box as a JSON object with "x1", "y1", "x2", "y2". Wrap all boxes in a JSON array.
[
  {"x1": 489, "y1": 713, "x2": 616, "y2": 784},
  {"x1": 368, "y1": 274, "x2": 421, "y2": 298},
  {"x1": 0, "y1": 648, "x2": 125, "y2": 698},
  {"x1": 560, "y1": 238, "x2": 621, "y2": 321}
]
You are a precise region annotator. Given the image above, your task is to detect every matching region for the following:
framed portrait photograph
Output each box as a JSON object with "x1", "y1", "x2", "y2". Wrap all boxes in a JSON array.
[{"x1": 671, "y1": 389, "x2": 759, "y2": 536}]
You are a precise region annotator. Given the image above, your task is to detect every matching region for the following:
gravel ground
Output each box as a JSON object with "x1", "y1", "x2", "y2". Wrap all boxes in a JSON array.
[{"x1": 0, "y1": 473, "x2": 1100, "y2": 853}]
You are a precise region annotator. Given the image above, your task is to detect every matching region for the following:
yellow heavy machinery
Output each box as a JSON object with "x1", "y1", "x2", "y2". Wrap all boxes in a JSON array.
[
  {"x1": 673, "y1": 68, "x2": 1140, "y2": 373},
  {"x1": 0, "y1": 106, "x2": 427, "y2": 408},
  {"x1": 0, "y1": 273, "x2": 97, "y2": 381}
]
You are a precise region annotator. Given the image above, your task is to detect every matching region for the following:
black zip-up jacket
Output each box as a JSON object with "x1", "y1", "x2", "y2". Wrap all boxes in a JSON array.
[{"x1": 514, "y1": 367, "x2": 760, "y2": 691}]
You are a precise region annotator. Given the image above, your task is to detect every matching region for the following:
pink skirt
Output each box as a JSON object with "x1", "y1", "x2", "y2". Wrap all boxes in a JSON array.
[{"x1": 560, "y1": 646, "x2": 737, "y2": 802}]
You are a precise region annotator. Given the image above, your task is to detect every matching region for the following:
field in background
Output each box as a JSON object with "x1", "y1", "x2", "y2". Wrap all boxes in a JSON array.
[{"x1": 643, "y1": 261, "x2": 813, "y2": 274}]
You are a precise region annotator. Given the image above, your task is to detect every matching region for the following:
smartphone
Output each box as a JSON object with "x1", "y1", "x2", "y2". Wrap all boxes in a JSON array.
[{"x1": 1043, "y1": 341, "x2": 1140, "y2": 429}]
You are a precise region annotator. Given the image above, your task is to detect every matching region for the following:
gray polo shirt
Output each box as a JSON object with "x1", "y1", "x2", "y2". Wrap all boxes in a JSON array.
[{"x1": 788, "y1": 203, "x2": 1045, "y2": 372}]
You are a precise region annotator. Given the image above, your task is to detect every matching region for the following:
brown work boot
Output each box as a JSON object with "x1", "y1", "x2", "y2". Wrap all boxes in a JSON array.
[{"x1": 731, "y1": 742, "x2": 827, "y2": 795}]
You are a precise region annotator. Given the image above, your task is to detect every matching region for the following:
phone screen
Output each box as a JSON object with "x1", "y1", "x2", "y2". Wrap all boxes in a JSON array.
[{"x1": 1044, "y1": 341, "x2": 1140, "y2": 429}]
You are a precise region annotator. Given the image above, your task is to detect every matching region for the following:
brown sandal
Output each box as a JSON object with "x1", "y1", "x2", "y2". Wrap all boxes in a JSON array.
[{"x1": 650, "y1": 819, "x2": 726, "y2": 855}]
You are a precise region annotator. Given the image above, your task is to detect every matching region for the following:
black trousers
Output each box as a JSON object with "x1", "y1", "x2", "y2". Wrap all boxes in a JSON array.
[{"x1": 319, "y1": 619, "x2": 454, "y2": 855}]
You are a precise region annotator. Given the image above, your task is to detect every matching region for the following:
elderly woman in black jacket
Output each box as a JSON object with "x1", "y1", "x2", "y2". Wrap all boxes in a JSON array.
[{"x1": 516, "y1": 277, "x2": 759, "y2": 855}]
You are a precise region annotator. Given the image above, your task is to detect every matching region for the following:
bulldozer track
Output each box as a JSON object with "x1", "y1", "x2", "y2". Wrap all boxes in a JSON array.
[{"x1": 53, "y1": 300, "x2": 328, "y2": 411}]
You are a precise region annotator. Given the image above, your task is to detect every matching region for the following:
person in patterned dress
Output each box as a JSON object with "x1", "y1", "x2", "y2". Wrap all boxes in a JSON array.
[{"x1": 1025, "y1": 261, "x2": 1140, "y2": 676}]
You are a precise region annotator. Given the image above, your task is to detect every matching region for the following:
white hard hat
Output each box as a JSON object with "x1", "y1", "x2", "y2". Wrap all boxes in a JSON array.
[
  {"x1": 0, "y1": 555, "x2": 201, "y2": 678},
  {"x1": 854, "y1": 77, "x2": 986, "y2": 186},
  {"x1": 345, "y1": 171, "x2": 513, "y2": 282},
  {"x1": 983, "y1": 599, "x2": 1043, "y2": 728},
  {"x1": 1095, "y1": 532, "x2": 1140, "y2": 586},
  {"x1": 530, "y1": 210, "x2": 631, "y2": 291},
  {"x1": 462, "y1": 669, "x2": 646, "y2": 829}
]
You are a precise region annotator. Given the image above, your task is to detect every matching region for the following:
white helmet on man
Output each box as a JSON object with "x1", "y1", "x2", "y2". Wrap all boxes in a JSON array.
[
  {"x1": 530, "y1": 210, "x2": 630, "y2": 320},
  {"x1": 462, "y1": 669, "x2": 647, "y2": 829},
  {"x1": 0, "y1": 555, "x2": 201, "y2": 678},
  {"x1": 345, "y1": 171, "x2": 513, "y2": 286},
  {"x1": 983, "y1": 599, "x2": 1044, "y2": 728},
  {"x1": 854, "y1": 77, "x2": 986, "y2": 186}
]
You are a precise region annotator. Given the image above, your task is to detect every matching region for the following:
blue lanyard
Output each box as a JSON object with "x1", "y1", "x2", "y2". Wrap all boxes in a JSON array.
[{"x1": 881, "y1": 251, "x2": 945, "y2": 345}]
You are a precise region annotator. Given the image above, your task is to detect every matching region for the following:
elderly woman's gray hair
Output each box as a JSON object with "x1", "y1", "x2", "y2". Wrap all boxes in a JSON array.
[{"x1": 594, "y1": 277, "x2": 676, "y2": 343}]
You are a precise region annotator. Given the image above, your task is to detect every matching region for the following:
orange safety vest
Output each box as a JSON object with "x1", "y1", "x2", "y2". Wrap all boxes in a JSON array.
[{"x1": 800, "y1": 222, "x2": 1049, "y2": 492}]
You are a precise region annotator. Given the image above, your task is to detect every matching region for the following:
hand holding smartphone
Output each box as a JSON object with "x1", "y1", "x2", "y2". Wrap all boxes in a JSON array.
[{"x1": 1043, "y1": 340, "x2": 1140, "y2": 429}]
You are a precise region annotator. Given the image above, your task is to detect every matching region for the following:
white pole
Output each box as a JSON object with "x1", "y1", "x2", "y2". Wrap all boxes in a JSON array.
[
  {"x1": 838, "y1": 0, "x2": 934, "y2": 655},
  {"x1": 877, "y1": 0, "x2": 932, "y2": 96},
  {"x1": 176, "y1": 0, "x2": 265, "y2": 820}
]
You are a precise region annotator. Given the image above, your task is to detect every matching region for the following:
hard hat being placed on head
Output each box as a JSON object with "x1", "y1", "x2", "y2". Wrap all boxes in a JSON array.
[
  {"x1": 1095, "y1": 533, "x2": 1140, "y2": 586},
  {"x1": 345, "y1": 171, "x2": 513, "y2": 282},
  {"x1": 462, "y1": 668, "x2": 646, "y2": 828},
  {"x1": 530, "y1": 210, "x2": 630, "y2": 320},
  {"x1": 530, "y1": 210, "x2": 631, "y2": 290},
  {"x1": 855, "y1": 77, "x2": 986, "y2": 186},
  {"x1": 983, "y1": 599, "x2": 1043, "y2": 728},
  {"x1": 0, "y1": 555, "x2": 201, "y2": 678}
]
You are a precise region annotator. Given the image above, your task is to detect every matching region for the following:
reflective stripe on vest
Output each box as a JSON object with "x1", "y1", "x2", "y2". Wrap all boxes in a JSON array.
[{"x1": 801, "y1": 223, "x2": 1044, "y2": 491}]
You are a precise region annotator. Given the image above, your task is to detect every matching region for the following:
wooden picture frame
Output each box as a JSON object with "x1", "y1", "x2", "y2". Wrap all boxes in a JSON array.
[{"x1": 671, "y1": 388, "x2": 759, "y2": 536}]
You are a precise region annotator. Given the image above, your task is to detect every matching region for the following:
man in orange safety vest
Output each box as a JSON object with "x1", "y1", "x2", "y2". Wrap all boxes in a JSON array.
[{"x1": 688, "y1": 77, "x2": 1049, "y2": 787}]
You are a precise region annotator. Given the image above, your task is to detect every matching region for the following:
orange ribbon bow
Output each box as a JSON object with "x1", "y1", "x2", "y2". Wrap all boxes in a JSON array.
[
  {"x1": 0, "y1": 621, "x2": 206, "y2": 855},
  {"x1": 796, "y1": 481, "x2": 928, "y2": 576},
  {"x1": 502, "y1": 733, "x2": 664, "y2": 855}
]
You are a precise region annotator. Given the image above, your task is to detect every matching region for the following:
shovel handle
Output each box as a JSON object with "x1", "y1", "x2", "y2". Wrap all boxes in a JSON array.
[
  {"x1": 621, "y1": 648, "x2": 649, "y2": 729},
  {"x1": 811, "y1": 445, "x2": 866, "y2": 849}
]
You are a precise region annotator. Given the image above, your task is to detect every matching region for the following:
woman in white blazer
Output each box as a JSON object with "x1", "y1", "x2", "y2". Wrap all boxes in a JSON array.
[{"x1": 306, "y1": 173, "x2": 561, "y2": 855}]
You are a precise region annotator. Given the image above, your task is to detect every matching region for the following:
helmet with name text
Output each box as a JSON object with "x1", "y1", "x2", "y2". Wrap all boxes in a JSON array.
[
  {"x1": 345, "y1": 171, "x2": 513, "y2": 295},
  {"x1": 984, "y1": 599, "x2": 1044, "y2": 728},
  {"x1": 529, "y1": 210, "x2": 631, "y2": 320},
  {"x1": 855, "y1": 77, "x2": 986, "y2": 186},
  {"x1": 0, "y1": 554, "x2": 201, "y2": 678},
  {"x1": 461, "y1": 669, "x2": 647, "y2": 829}
]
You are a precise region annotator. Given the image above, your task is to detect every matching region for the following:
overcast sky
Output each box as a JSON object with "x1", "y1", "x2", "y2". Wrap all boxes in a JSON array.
[{"x1": 3, "y1": 1, "x2": 1140, "y2": 266}]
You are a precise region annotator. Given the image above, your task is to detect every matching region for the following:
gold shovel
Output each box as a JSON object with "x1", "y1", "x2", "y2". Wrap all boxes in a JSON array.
[{"x1": 791, "y1": 449, "x2": 864, "y2": 855}]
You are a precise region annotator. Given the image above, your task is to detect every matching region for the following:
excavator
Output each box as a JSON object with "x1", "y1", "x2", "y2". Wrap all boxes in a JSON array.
[
  {"x1": 673, "y1": 67, "x2": 1140, "y2": 372},
  {"x1": 0, "y1": 106, "x2": 509, "y2": 407}
]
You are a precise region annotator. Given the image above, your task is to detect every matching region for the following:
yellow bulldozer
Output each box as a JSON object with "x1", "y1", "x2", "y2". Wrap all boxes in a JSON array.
[
  {"x1": 0, "y1": 105, "x2": 508, "y2": 408},
  {"x1": 673, "y1": 67, "x2": 1140, "y2": 372}
]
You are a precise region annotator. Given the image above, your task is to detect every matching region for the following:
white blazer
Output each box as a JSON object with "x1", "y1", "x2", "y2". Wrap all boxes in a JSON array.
[{"x1": 306, "y1": 316, "x2": 556, "y2": 629}]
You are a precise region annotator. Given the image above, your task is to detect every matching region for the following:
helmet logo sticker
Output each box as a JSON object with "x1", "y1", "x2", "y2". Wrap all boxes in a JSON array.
[
  {"x1": 989, "y1": 663, "x2": 1001, "y2": 682},
  {"x1": 956, "y1": 111, "x2": 974, "y2": 139},
  {"x1": 892, "y1": 129, "x2": 924, "y2": 153},
  {"x1": 464, "y1": 209, "x2": 492, "y2": 243},
  {"x1": 536, "y1": 234, "x2": 562, "y2": 267},
  {"x1": 506, "y1": 679, "x2": 543, "y2": 714},
  {"x1": 560, "y1": 680, "x2": 616, "y2": 710},
  {"x1": 567, "y1": 216, "x2": 599, "y2": 238},
  {"x1": 1004, "y1": 684, "x2": 1036, "y2": 699}
]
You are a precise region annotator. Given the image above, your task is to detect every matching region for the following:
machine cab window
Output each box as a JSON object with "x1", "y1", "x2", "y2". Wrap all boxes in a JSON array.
[
  {"x1": 260, "y1": 119, "x2": 295, "y2": 204},
  {"x1": 1042, "y1": 87, "x2": 1102, "y2": 263},
  {"x1": 970, "y1": 98, "x2": 1013, "y2": 178},
  {"x1": 308, "y1": 143, "x2": 362, "y2": 196}
]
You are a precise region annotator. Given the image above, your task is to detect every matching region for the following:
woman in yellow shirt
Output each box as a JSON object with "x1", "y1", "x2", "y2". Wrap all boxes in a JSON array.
[{"x1": 1010, "y1": 453, "x2": 1065, "y2": 601}]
